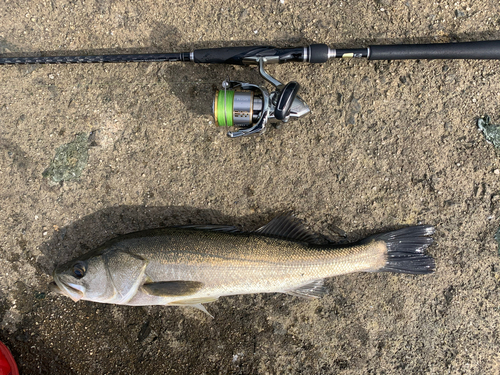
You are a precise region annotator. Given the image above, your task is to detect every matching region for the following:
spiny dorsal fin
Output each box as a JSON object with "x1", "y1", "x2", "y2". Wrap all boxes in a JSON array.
[
  {"x1": 141, "y1": 281, "x2": 204, "y2": 297},
  {"x1": 255, "y1": 214, "x2": 318, "y2": 243},
  {"x1": 175, "y1": 224, "x2": 240, "y2": 233},
  {"x1": 286, "y1": 279, "x2": 327, "y2": 299}
]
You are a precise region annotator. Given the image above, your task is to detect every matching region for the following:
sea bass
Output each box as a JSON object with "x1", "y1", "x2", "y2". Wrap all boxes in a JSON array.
[{"x1": 50, "y1": 215, "x2": 435, "y2": 315}]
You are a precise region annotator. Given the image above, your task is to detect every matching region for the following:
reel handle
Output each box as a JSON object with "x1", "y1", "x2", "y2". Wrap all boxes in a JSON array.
[{"x1": 275, "y1": 82, "x2": 300, "y2": 121}]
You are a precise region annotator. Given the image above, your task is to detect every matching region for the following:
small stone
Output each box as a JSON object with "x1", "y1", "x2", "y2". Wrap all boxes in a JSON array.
[
  {"x1": 494, "y1": 169, "x2": 500, "y2": 175},
  {"x1": 239, "y1": 9, "x2": 248, "y2": 20}
]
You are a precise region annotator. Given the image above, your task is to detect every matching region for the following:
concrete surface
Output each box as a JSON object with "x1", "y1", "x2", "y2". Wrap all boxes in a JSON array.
[{"x1": 1, "y1": 0, "x2": 500, "y2": 374}]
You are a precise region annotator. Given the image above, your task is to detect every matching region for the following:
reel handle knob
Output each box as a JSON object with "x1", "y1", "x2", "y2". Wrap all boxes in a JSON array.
[{"x1": 275, "y1": 81, "x2": 300, "y2": 121}]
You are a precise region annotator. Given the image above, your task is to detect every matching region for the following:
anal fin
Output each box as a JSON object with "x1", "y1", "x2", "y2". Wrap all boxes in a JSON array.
[{"x1": 286, "y1": 279, "x2": 327, "y2": 299}]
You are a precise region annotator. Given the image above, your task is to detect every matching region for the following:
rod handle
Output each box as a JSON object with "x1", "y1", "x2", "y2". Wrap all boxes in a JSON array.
[{"x1": 369, "y1": 40, "x2": 500, "y2": 60}]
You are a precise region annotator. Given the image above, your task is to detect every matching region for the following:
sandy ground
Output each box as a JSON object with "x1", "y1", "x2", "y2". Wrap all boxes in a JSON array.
[{"x1": 1, "y1": 0, "x2": 500, "y2": 374}]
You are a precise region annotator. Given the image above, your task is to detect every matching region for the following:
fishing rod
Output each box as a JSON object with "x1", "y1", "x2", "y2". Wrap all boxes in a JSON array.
[{"x1": 2, "y1": 40, "x2": 500, "y2": 138}]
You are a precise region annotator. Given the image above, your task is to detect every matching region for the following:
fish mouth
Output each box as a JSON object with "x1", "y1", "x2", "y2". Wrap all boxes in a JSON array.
[{"x1": 50, "y1": 274, "x2": 85, "y2": 302}]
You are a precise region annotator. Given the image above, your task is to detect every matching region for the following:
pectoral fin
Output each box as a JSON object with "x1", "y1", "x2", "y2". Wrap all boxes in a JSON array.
[{"x1": 141, "y1": 281, "x2": 204, "y2": 297}]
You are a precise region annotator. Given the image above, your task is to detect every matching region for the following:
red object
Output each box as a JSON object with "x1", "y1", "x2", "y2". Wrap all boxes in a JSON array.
[{"x1": 0, "y1": 341, "x2": 18, "y2": 375}]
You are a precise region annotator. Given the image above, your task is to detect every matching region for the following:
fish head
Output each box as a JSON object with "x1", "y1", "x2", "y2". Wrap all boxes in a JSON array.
[
  {"x1": 50, "y1": 244, "x2": 149, "y2": 304},
  {"x1": 50, "y1": 250, "x2": 113, "y2": 303}
]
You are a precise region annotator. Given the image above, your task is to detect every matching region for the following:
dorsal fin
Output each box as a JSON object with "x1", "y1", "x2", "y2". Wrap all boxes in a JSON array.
[
  {"x1": 175, "y1": 224, "x2": 240, "y2": 233},
  {"x1": 255, "y1": 215, "x2": 318, "y2": 243}
]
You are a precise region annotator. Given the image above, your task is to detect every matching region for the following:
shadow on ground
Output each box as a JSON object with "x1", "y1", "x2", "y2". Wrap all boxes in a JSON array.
[
  {"x1": 2, "y1": 205, "x2": 390, "y2": 374},
  {"x1": 0, "y1": 206, "x2": 301, "y2": 374}
]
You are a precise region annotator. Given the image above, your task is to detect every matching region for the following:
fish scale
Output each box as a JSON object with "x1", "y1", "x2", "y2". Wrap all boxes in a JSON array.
[{"x1": 133, "y1": 230, "x2": 384, "y2": 288}]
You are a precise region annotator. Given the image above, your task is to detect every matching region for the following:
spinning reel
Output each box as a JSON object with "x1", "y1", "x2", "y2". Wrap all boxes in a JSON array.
[{"x1": 212, "y1": 57, "x2": 310, "y2": 138}]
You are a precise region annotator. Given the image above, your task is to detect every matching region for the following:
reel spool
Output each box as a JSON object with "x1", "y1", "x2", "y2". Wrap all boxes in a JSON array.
[
  {"x1": 214, "y1": 88, "x2": 263, "y2": 128},
  {"x1": 211, "y1": 57, "x2": 310, "y2": 138}
]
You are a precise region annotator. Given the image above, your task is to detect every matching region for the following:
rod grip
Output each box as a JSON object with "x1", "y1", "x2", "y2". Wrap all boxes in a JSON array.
[{"x1": 369, "y1": 40, "x2": 500, "y2": 60}]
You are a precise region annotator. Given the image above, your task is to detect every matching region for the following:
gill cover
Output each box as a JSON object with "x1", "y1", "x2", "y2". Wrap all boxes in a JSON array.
[{"x1": 102, "y1": 251, "x2": 149, "y2": 304}]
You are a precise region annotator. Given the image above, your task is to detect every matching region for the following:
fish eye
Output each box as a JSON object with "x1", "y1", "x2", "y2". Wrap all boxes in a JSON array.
[{"x1": 72, "y1": 262, "x2": 86, "y2": 279}]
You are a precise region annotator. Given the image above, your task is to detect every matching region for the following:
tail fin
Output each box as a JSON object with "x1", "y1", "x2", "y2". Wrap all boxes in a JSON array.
[{"x1": 366, "y1": 225, "x2": 435, "y2": 274}]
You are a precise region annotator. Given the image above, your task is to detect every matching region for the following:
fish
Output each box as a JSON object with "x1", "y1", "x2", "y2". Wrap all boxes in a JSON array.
[{"x1": 49, "y1": 215, "x2": 435, "y2": 316}]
